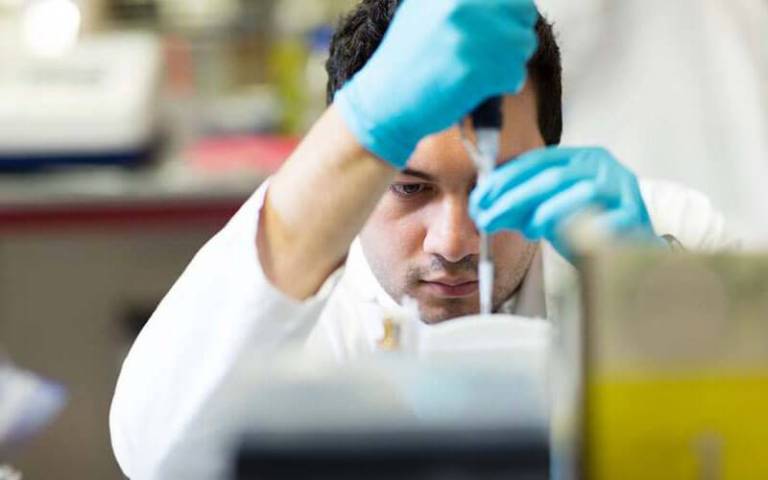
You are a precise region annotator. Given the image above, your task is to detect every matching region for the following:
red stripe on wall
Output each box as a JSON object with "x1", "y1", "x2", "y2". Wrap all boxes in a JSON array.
[{"x1": 0, "y1": 200, "x2": 245, "y2": 232}]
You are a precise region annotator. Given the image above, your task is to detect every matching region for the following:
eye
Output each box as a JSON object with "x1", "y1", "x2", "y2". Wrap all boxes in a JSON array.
[{"x1": 390, "y1": 183, "x2": 433, "y2": 197}]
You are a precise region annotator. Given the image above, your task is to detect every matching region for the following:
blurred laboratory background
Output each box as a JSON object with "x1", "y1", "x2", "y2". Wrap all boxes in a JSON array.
[
  {"x1": 0, "y1": 0, "x2": 356, "y2": 478},
  {"x1": 0, "y1": 0, "x2": 766, "y2": 478}
]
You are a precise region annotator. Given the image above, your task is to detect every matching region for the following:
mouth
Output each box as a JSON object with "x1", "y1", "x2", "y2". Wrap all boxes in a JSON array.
[{"x1": 419, "y1": 278, "x2": 479, "y2": 298}]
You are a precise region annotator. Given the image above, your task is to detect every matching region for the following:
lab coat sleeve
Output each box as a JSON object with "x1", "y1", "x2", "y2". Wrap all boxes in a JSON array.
[
  {"x1": 109, "y1": 179, "x2": 342, "y2": 479},
  {"x1": 640, "y1": 178, "x2": 740, "y2": 251}
]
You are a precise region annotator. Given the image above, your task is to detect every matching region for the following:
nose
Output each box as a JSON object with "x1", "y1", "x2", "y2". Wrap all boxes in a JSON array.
[{"x1": 422, "y1": 195, "x2": 480, "y2": 263}]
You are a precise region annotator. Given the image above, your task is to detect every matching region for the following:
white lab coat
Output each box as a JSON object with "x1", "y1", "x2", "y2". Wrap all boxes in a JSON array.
[{"x1": 109, "y1": 177, "x2": 733, "y2": 479}]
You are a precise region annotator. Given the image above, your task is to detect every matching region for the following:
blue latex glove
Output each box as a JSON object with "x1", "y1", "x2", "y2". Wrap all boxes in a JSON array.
[
  {"x1": 469, "y1": 147, "x2": 661, "y2": 259},
  {"x1": 334, "y1": 0, "x2": 538, "y2": 169}
]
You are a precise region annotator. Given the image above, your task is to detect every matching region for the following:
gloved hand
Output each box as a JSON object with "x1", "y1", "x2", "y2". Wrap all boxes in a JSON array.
[
  {"x1": 334, "y1": 0, "x2": 539, "y2": 169},
  {"x1": 469, "y1": 147, "x2": 662, "y2": 259}
]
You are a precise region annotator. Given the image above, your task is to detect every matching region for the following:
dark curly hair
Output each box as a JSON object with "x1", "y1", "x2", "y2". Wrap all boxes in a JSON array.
[{"x1": 325, "y1": 0, "x2": 563, "y2": 146}]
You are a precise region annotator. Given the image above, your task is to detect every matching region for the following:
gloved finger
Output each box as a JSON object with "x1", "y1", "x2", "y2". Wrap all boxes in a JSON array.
[
  {"x1": 471, "y1": 149, "x2": 606, "y2": 223},
  {"x1": 472, "y1": 164, "x2": 594, "y2": 233},
  {"x1": 458, "y1": 10, "x2": 535, "y2": 50},
  {"x1": 471, "y1": 147, "x2": 563, "y2": 207},
  {"x1": 462, "y1": 26, "x2": 537, "y2": 93},
  {"x1": 454, "y1": 2, "x2": 536, "y2": 52},
  {"x1": 500, "y1": 12, "x2": 539, "y2": 54},
  {"x1": 472, "y1": 147, "x2": 591, "y2": 210},
  {"x1": 460, "y1": 0, "x2": 539, "y2": 29},
  {"x1": 498, "y1": 0, "x2": 539, "y2": 28},
  {"x1": 478, "y1": 49, "x2": 534, "y2": 94},
  {"x1": 525, "y1": 180, "x2": 602, "y2": 240}
]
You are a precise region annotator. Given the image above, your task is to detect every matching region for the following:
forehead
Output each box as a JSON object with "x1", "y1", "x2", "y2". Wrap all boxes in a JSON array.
[{"x1": 404, "y1": 83, "x2": 544, "y2": 180}]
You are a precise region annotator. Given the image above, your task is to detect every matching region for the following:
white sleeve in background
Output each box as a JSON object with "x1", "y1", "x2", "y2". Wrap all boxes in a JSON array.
[
  {"x1": 640, "y1": 178, "x2": 741, "y2": 251},
  {"x1": 109, "y1": 179, "x2": 342, "y2": 480}
]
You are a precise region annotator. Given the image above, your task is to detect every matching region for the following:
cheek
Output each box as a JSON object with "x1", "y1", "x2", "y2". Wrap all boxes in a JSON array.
[
  {"x1": 491, "y1": 231, "x2": 533, "y2": 264},
  {"x1": 360, "y1": 201, "x2": 427, "y2": 270}
]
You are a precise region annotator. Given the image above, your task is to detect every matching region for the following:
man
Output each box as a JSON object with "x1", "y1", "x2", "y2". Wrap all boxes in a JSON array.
[{"x1": 110, "y1": 0, "x2": 732, "y2": 478}]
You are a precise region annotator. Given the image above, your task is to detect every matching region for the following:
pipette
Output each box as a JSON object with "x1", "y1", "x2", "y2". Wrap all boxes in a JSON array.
[{"x1": 460, "y1": 97, "x2": 502, "y2": 316}]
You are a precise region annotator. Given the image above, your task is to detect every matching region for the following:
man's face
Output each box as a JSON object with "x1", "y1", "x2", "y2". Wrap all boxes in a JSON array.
[{"x1": 360, "y1": 84, "x2": 546, "y2": 323}]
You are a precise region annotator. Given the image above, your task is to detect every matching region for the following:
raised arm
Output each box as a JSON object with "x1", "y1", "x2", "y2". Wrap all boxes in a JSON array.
[{"x1": 257, "y1": 105, "x2": 394, "y2": 300}]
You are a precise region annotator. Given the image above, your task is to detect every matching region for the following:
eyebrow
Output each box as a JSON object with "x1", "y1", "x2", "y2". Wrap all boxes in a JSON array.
[{"x1": 400, "y1": 168, "x2": 436, "y2": 181}]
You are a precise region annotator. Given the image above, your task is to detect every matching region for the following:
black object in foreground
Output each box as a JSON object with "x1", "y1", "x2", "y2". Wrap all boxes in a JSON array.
[{"x1": 235, "y1": 427, "x2": 548, "y2": 480}]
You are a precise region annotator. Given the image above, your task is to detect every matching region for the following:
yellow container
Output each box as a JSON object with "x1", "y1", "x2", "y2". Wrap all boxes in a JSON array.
[{"x1": 582, "y1": 251, "x2": 768, "y2": 479}]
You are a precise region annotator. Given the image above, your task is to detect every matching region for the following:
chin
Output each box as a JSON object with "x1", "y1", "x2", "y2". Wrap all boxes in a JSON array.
[{"x1": 417, "y1": 298, "x2": 479, "y2": 325}]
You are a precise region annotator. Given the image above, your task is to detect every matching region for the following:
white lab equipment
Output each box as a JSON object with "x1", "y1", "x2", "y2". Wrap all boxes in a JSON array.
[
  {"x1": 0, "y1": 32, "x2": 162, "y2": 169},
  {"x1": 0, "y1": 359, "x2": 66, "y2": 455},
  {"x1": 150, "y1": 313, "x2": 552, "y2": 480}
]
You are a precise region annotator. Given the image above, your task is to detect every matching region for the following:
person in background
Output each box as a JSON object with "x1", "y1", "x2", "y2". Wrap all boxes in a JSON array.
[
  {"x1": 537, "y1": 0, "x2": 768, "y2": 244},
  {"x1": 110, "y1": 0, "x2": 734, "y2": 478}
]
